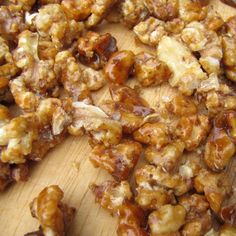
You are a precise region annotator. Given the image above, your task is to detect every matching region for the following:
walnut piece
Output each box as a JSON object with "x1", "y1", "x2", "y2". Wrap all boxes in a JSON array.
[
  {"x1": 104, "y1": 50, "x2": 135, "y2": 84},
  {"x1": 144, "y1": 0, "x2": 179, "y2": 21},
  {"x1": 157, "y1": 36, "x2": 207, "y2": 95},
  {"x1": 133, "y1": 17, "x2": 167, "y2": 46},
  {"x1": 27, "y1": 185, "x2": 76, "y2": 236},
  {"x1": 134, "y1": 52, "x2": 172, "y2": 87},
  {"x1": 89, "y1": 140, "x2": 142, "y2": 180},
  {"x1": 148, "y1": 204, "x2": 186, "y2": 235}
]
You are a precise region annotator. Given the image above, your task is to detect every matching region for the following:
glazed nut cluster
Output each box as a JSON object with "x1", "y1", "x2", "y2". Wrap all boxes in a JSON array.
[{"x1": 1, "y1": 0, "x2": 236, "y2": 236}]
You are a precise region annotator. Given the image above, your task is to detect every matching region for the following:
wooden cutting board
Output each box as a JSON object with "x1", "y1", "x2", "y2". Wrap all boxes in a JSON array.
[{"x1": 0, "y1": 1, "x2": 236, "y2": 235}]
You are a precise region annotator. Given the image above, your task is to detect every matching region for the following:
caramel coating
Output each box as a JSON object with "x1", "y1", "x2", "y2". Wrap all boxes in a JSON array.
[
  {"x1": 104, "y1": 50, "x2": 135, "y2": 84},
  {"x1": 204, "y1": 111, "x2": 236, "y2": 171},
  {"x1": 133, "y1": 17, "x2": 167, "y2": 46},
  {"x1": 144, "y1": 0, "x2": 179, "y2": 21},
  {"x1": 148, "y1": 204, "x2": 186, "y2": 235},
  {"x1": 145, "y1": 141, "x2": 185, "y2": 172},
  {"x1": 194, "y1": 169, "x2": 231, "y2": 213},
  {"x1": 133, "y1": 122, "x2": 169, "y2": 149},
  {"x1": 89, "y1": 140, "x2": 143, "y2": 180},
  {"x1": 134, "y1": 52, "x2": 172, "y2": 87},
  {"x1": 28, "y1": 185, "x2": 76, "y2": 236},
  {"x1": 77, "y1": 31, "x2": 117, "y2": 69}
]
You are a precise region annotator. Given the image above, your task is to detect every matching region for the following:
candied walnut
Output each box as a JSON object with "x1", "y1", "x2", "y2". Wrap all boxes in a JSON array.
[
  {"x1": 35, "y1": 4, "x2": 84, "y2": 48},
  {"x1": 222, "y1": 36, "x2": 236, "y2": 82},
  {"x1": 85, "y1": 0, "x2": 118, "y2": 28},
  {"x1": 144, "y1": 0, "x2": 179, "y2": 21},
  {"x1": 148, "y1": 204, "x2": 186, "y2": 235},
  {"x1": 69, "y1": 102, "x2": 122, "y2": 147},
  {"x1": 0, "y1": 37, "x2": 19, "y2": 79},
  {"x1": 104, "y1": 50, "x2": 135, "y2": 84},
  {"x1": 203, "y1": 9, "x2": 224, "y2": 32},
  {"x1": 134, "y1": 52, "x2": 172, "y2": 87},
  {"x1": 194, "y1": 169, "x2": 231, "y2": 213},
  {"x1": 174, "y1": 115, "x2": 210, "y2": 151},
  {"x1": 109, "y1": 84, "x2": 149, "y2": 107},
  {"x1": 8, "y1": 0, "x2": 36, "y2": 11},
  {"x1": 90, "y1": 180, "x2": 132, "y2": 213},
  {"x1": 0, "y1": 5, "x2": 26, "y2": 41},
  {"x1": 117, "y1": 203, "x2": 148, "y2": 236},
  {"x1": 145, "y1": 141, "x2": 185, "y2": 172},
  {"x1": 28, "y1": 185, "x2": 76, "y2": 236},
  {"x1": 133, "y1": 122, "x2": 169, "y2": 149},
  {"x1": 54, "y1": 50, "x2": 91, "y2": 103},
  {"x1": 38, "y1": 40, "x2": 58, "y2": 60},
  {"x1": 102, "y1": 98, "x2": 154, "y2": 134},
  {"x1": 181, "y1": 22, "x2": 223, "y2": 75},
  {"x1": 179, "y1": 0, "x2": 209, "y2": 23},
  {"x1": 61, "y1": 0, "x2": 93, "y2": 21},
  {"x1": 77, "y1": 31, "x2": 118, "y2": 70},
  {"x1": 135, "y1": 165, "x2": 191, "y2": 196},
  {"x1": 179, "y1": 194, "x2": 212, "y2": 236},
  {"x1": 89, "y1": 140, "x2": 142, "y2": 181},
  {"x1": 204, "y1": 111, "x2": 236, "y2": 171},
  {"x1": 135, "y1": 184, "x2": 175, "y2": 210},
  {"x1": 133, "y1": 17, "x2": 167, "y2": 46},
  {"x1": 220, "y1": 204, "x2": 236, "y2": 226},
  {"x1": 81, "y1": 67, "x2": 106, "y2": 91},
  {"x1": 165, "y1": 94, "x2": 197, "y2": 117},
  {"x1": 225, "y1": 16, "x2": 236, "y2": 37},
  {"x1": 157, "y1": 36, "x2": 207, "y2": 96},
  {"x1": 0, "y1": 114, "x2": 39, "y2": 164},
  {"x1": 165, "y1": 18, "x2": 185, "y2": 34},
  {"x1": 120, "y1": 0, "x2": 148, "y2": 28}
]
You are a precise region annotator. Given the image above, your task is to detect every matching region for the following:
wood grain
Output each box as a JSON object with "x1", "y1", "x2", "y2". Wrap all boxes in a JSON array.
[{"x1": 0, "y1": 1, "x2": 236, "y2": 235}]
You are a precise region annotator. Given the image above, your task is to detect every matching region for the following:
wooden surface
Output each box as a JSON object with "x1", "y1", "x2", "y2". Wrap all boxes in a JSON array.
[{"x1": 0, "y1": 1, "x2": 236, "y2": 235}]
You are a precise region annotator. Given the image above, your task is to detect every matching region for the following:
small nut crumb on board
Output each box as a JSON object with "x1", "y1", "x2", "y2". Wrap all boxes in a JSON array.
[{"x1": 0, "y1": 0, "x2": 236, "y2": 236}]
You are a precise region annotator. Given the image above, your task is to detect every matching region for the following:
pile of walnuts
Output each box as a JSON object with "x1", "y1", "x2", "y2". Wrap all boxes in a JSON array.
[{"x1": 1, "y1": 0, "x2": 236, "y2": 235}]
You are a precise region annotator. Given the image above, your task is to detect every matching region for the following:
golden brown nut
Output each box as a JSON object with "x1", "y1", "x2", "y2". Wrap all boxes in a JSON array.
[
  {"x1": 174, "y1": 115, "x2": 210, "y2": 151},
  {"x1": 0, "y1": 5, "x2": 26, "y2": 41},
  {"x1": 134, "y1": 52, "x2": 172, "y2": 87},
  {"x1": 101, "y1": 100, "x2": 153, "y2": 134},
  {"x1": 144, "y1": 0, "x2": 179, "y2": 21},
  {"x1": 203, "y1": 9, "x2": 224, "y2": 32},
  {"x1": 109, "y1": 84, "x2": 149, "y2": 107},
  {"x1": 179, "y1": 194, "x2": 212, "y2": 236},
  {"x1": 145, "y1": 141, "x2": 185, "y2": 172},
  {"x1": 204, "y1": 111, "x2": 236, "y2": 171},
  {"x1": 7, "y1": 0, "x2": 36, "y2": 11},
  {"x1": 104, "y1": 50, "x2": 135, "y2": 84},
  {"x1": 90, "y1": 180, "x2": 132, "y2": 213},
  {"x1": 133, "y1": 122, "x2": 169, "y2": 149},
  {"x1": 0, "y1": 36, "x2": 19, "y2": 79},
  {"x1": 157, "y1": 36, "x2": 207, "y2": 96},
  {"x1": 28, "y1": 185, "x2": 76, "y2": 236},
  {"x1": 54, "y1": 50, "x2": 91, "y2": 103},
  {"x1": 81, "y1": 67, "x2": 106, "y2": 91},
  {"x1": 89, "y1": 140, "x2": 142, "y2": 180},
  {"x1": 38, "y1": 39, "x2": 59, "y2": 60},
  {"x1": 225, "y1": 15, "x2": 236, "y2": 37},
  {"x1": 117, "y1": 203, "x2": 148, "y2": 236},
  {"x1": 135, "y1": 184, "x2": 175, "y2": 210},
  {"x1": 179, "y1": 0, "x2": 209, "y2": 23},
  {"x1": 220, "y1": 204, "x2": 236, "y2": 226},
  {"x1": 35, "y1": 4, "x2": 84, "y2": 48},
  {"x1": 148, "y1": 204, "x2": 186, "y2": 235},
  {"x1": 69, "y1": 102, "x2": 122, "y2": 147},
  {"x1": 194, "y1": 169, "x2": 231, "y2": 213},
  {"x1": 77, "y1": 31, "x2": 118, "y2": 69},
  {"x1": 120, "y1": 0, "x2": 148, "y2": 28},
  {"x1": 133, "y1": 17, "x2": 167, "y2": 46},
  {"x1": 165, "y1": 18, "x2": 185, "y2": 34},
  {"x1": 61, "y1": 0, "x2": 93, "y2": 21},
  {"x1": 85, "y1": 0, "x2": 118, "y2": 28},
  {"x1": 135, "y1": 165, "x2": 191, "y2": 196}
]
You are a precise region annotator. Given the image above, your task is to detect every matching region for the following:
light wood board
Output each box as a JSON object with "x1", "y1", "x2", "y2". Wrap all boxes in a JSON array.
[{"x1": 0, "y1": 1, "x2": 236, "y2": 235}]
